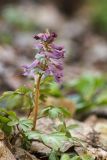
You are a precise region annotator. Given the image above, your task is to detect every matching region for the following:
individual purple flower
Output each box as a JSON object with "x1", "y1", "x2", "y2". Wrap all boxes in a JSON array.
[
  {"x1": 49, "y1": 49, "x2": 64, "y2": 59},
  {"x1": 51, "y1": 44, "x2": 64, "y2": 51},
  {"x1": 22, "y1": 60, "x2": 40, "y2": 77},
  {"x1": 23, "y1": 60, "x2": 40, "y2": 69},
  {"x1": 23, "y1": 68, "x2": 35, "y2": 77}
]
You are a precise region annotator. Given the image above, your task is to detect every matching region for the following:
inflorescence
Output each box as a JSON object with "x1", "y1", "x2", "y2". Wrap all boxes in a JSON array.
[{"x1": 23, "y1": 31, "x2": 65, "y2": 82}]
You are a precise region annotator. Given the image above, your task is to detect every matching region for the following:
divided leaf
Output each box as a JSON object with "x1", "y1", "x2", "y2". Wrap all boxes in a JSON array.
[
  {"x1": 0, "y1": 86, "x2": 33, "y2": 110},
  {"x1": 19, "y1": 118, "x2": 33, "y2": 132},
  {"x1": 26, "y1": 131, "x2": 68, "y2": 151},
  {"x1": 39, "y1": 106, "x2": 71, "y2": 119}
]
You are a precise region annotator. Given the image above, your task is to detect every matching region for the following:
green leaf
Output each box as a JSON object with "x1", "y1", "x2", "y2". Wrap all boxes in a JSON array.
[
  {"x1": 60, "y1": 154, "x2": 81, "y2": 160},
  {"x1": 19, "y1": 118, "x2": 33, "y2": 132},
  {"x1": 0, "y1": 115, "x2": 10, "y2": 123},
  {"x1": 60, "y1": 154, "x2": 70, "y2": 160},
  {"x1": 40, "y1": 78, "x2": 62, "y2": 98},
  {"x1": 67, "y1": 124, "x2": 79, "y2": 130},
  {"x1": 7, "y1": 120, "x2": 19, "y2": 126},
  {"x1": 38, "y1": 106, "x2": 51, "y2": 117},
  {"x1": 58, "y1": 107, "x2": 71, "y2": 117},
  {"x1": 15, "y1": 86, "x2": 33, "y2": 110},
  {"x1": 27, "y1": 131, "x2": 68, "y2": 151},
  {"x1": 8, "y1": 111, "x2": 17, "y2": 117},
  {"x1": 69, "y1": 74, "x2": 105, "y2": 100},
  {"x1": 41, "y1": 133, "x2": 68, "y2": 151},
  {"x1": 95, "y1": 90, "x2": 107, "y2": 105},
  {"x1": 49, "y1": 107, "x2": 61, "y2": 119},
  {"x1": 0, "y1": 91, "x2": 22, "y2": 109},
  {"x1": 70, "y1": 156, "x2": 81, "y2": 160},
  {"x1": 81, "y1": 155, "x2": 94, "y2": 160},
  {"x1": 2, "y1": 123, "x2": 12, "y2": 135},
  {"x1": 49, "y1": 106, "x2": 70, "y2": 119},
  {"x1": 0, "y1": 86, "x2": 33, "y2": 110},
  {"x1": 15, "y1": 86, "x2": 32, "y2": 94},
  {"x1": 49, "y1": 82, "x2": 62, "y2": 97},
  {"x1": 26, "y1": 131, "x2": 41, "y2": 140},
  {"x1": 49, "y1": 150, "x2": 59, "y2": 160},
  {"x1": 39, "y1": 106, "x2": 70, "y2": 119},
  {"x1": 7, "y1": 111, "x2": 19, "y2": 126},
  {"x1": 57, "y1": 124, "x2": 66, "y2": 132},
  {"x1": 0, "y1": 109, "x2": 18, "y2": 135}
]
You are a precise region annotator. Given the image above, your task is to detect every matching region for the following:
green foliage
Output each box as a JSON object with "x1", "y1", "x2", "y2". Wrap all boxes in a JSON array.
[
  {"x1": 65, "y1": 74, "x2": 107, "y2": 113},
  {"x1": 0, "y1": 109, "x2": 18, "y2": 135},
  {"x1": 60, "y1": 154, "x2": 80, "y2": 160},
  {"x1": 0, "y1": 83, "x2": 85, "y2": 158},
  {"x1": 2, "y1": 7, "x2": 36, "y2": 31},
  {"x1": 39, "y1": 106, "x2": 71, "y2": 119},
  {"x1": 41, "y1": 133, "x2": 67, "y2": 151},
  {"x1": 49, "y1": 150, "x2": 59, "y2": 160},
  {"x1": 90, "y1": 0, "x2": 107, "y2": 35},
  {"x1": 0, "y1": 108, "x2": 33, "y2": 135},
  {"x1": 69, "y1": 74, "x2": 105, "y2": 99},
  {"x1": 49, "y1": 82, "x2": 62, "y2": 97},
  {"x1": 56, "y1": 122, "x2": 79, "y2": 139},
  {"x1": 26, "y1": 131, "x2": 69, "y2": 151},
  {"x1": 49, "y1": 152, "x2": 93, "y2": 160},
  {"x1": 60, "y1": 154, "x2": 71, "y2": 160},
  {"x1": 0, "y1": 86, "x2": 33, "y2": 110},
  {"x1": 80, "y1": 154, "x2": 94, "y2": 160},
  {"x1": 0, "y1": 78, "x2": 94, "y2": 159},
  {"x1": 21, "y1": 132, "x2": 31, "y2": 150},
  {"x1": 0, "y1": 91, "x2": 22, "y2": 109},
  {"x1": 7, "y1": 117, "x2": 33, "y2": 132},
  {"x1": 70, "y1": 156, "x2": 81, "y2": 160},
  {"x1": 18, "y1": 118, "x2": 33, "y2": 132},
  {"x1": 40, "y1": 77, "x2": 62, "y2": 99},
  {"x1": 26, "y1": 115, "x2": 80, "y2": 156},
  {"x1": 0, "y1": 32, "x2": 12, "y2": 44}
]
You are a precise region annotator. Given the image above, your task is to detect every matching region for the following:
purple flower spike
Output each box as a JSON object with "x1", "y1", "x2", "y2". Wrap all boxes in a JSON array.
[{"x1": 23, "y1": 30, "x2": 65, "y2": 83}]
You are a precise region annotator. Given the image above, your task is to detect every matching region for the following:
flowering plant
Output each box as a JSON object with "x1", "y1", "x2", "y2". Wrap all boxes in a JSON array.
[
  {"x1": 23, "y1": 30, "x2": 65, "y2": 130},
  {"x1": 0, "y1": 30, "x2": 93, "y2": 160}
]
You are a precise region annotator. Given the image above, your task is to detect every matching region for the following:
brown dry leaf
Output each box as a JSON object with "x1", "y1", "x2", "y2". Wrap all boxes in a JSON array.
[
  {"x1": 0, "y1": 141, "x2": 16, "y2": 160},
  {"x1": 14, "y1": 147, "x2": 38, "y2": 160}
]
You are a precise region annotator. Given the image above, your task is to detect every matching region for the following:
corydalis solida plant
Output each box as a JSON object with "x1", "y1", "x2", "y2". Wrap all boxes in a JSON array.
[{"x1": 23, "y1": 30, "x2": 65, "y2": 130}]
